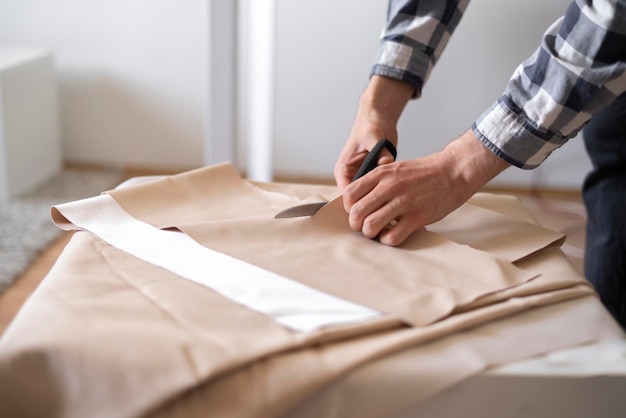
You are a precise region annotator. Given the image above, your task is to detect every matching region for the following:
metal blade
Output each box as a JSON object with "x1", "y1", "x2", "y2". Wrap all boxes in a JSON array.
[
  {"x1": 274, "y1": 202, "x2": 328, "y2": 218},
  {"x1": 273, "y1": 139, "x2": 396, "y2": 220}
]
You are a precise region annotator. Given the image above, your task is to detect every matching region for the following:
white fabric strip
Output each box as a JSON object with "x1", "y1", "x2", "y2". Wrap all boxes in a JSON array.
[{"x1": 52, "y1": 194, "x2": 383, "y2": 333}]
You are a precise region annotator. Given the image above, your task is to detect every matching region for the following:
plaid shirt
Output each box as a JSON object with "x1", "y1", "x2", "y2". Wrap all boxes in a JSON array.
[{"x1": 373, "y1": 0, "x2": 626, "y2": 168}]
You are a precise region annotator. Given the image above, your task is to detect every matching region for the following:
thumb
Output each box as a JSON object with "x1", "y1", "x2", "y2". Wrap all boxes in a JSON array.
[
  {"x1": 376, "y1": 138, "x2": 397, "y2": 165},
  {"x1": 377, "y1": 151, "x2": 395, "y2": 166}
]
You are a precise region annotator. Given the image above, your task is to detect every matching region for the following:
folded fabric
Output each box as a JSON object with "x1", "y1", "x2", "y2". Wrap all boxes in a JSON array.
[
  {"x1": 0, "y1": 235, "x2": 611, "y2": 418},
  {"x1": 0, "y1": 163, "x2": 619, "y2": 418},
  {"x1": 105, "y1": 163, "x2": 569, "y2": 327}
]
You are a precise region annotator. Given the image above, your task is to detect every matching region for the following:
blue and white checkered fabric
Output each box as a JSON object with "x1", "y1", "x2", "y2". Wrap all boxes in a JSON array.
[
  {"x1": 372, "y1": 0, "x2": 468, "y2": 96},
  {"x1": 373, "y1": 0, "x2": 626, "y2": 169}
]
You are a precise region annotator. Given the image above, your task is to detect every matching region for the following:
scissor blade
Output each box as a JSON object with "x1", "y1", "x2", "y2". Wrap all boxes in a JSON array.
[
  {"x1": 274, "y1": 139, "x2": 396, "y2": 219},
  {"x1": 274, "y1": 202, "x2": 328, "y2": 218}
]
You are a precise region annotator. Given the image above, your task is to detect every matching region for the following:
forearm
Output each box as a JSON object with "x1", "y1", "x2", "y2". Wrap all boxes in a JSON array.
[
  {"x1": 357, "y1": 75, "x2": 414, "y2": 133},
  {"x1": 441, "y1": 130, "x2": 510, "y2": 202},
  {"x1": 474, "y1": 0, "x2": 626, "y2": 169}
]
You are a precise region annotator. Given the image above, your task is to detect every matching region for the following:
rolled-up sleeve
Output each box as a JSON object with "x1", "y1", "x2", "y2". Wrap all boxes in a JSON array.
[
  {"x1": 473, "y1": 0, "x2": 626, "y2": 169},
  {"x1": 371, "y1": 0, "x2": 470, "y2": 98}
]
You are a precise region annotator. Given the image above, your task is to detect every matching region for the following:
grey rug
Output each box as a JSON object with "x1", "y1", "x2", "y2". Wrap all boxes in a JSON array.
[{"x1": 0, "y1": 169, "x2": 122, "y2": 292}]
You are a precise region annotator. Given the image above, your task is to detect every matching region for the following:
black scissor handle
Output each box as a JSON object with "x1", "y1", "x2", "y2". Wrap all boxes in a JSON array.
[{"x1": 352, "y1": 138, "x2": 397, "y2": 182}]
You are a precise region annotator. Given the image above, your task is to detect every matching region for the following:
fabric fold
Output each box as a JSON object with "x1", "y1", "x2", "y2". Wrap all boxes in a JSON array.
[
  {"x1": 51, "y1": 194, "x2": 384, "y2": 333},
  {"x1": 0, "y1": 163, "x2": 619, "y2": 418},
  {"x1": 103, "y1": 163, "x2": 567, "y2": 326},
  {"x1": 175, "y1": 201, "x2": 538, "y2": 326}
]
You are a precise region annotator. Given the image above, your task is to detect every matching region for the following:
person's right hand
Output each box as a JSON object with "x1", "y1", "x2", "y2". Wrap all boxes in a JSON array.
[
  {"x1": 334, "y1": 106, "x2": 398, "y2": 191},
  {"x1": 334, "y1": 76, "x2": 415, "y2": 191}
]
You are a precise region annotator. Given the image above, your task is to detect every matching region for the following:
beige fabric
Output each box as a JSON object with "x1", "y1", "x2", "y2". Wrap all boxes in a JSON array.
[
  {"x1": 0, "y1": 163, "x2": 621, "y2": 418},
  {"x1": 107, "y1": 163, "x2": 569, "y2": 326},
  {"x1": 108, "y1": 164, "x2": 305, "y2": 227},
  {"x1": 281, "y1": 296, "x2": 619, "y2": 418},
  {"x1": 0, "y1": 235, "x2": 611, "y2": 418},
  {"x1": 429, "y1": 202, "x2": 565, "y2": 262}
]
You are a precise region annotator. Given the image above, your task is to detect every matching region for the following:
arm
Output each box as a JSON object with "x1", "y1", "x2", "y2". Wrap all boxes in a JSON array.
[
  {"x1": 474, "y1": 0, "x2": 626, "y2": 169},
  {"x1": 334, "y1": 76, "x2": 413, "y2": 191},
  {"x1": 334, "y1": 0, "x2": 470, "y2": 190},
  {"x1": 373, "y1": 0, "x2": 470, "y2": 98},
  {"x1": 338, "y1": 0, "x2": 626, "y2": 246}
]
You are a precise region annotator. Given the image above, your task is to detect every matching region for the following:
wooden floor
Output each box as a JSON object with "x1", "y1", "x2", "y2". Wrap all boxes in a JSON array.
[
  {"x1": 0, "y1": 165, "x2": 180, "y2": 336},
  {"x1": 0, "y1": 232, "x2": 73, "y2": 334},
  {"x1": 0, "y1": 168, "x2": 586, "y2": 336}
]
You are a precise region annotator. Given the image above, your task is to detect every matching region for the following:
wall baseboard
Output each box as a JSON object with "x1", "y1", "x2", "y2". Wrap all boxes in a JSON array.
[{"x1": 64, "y1": 161, "x2": 583, "y2": 202}]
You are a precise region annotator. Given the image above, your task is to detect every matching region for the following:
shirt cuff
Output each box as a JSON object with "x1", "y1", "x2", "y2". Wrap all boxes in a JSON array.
[
  {"x1": 472, "y1": 98, "x2": 569, "y2": 170},
  {"x1": 371, "y1": 39, "x2": 433, "y2": 99}
]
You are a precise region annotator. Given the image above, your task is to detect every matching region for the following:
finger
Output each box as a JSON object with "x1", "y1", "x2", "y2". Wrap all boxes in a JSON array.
[
  {"x1": 360, "y1": 210, "x2": 393, "y2": 239},
  {"x1": 376, "y1": 146, "x2": 397, "y2": 166},
  {"x1": 357, "y1": 191, "x2": 423, "y2": 245},
  {"x1": 347, "y1": 187, "x2": 390, "y2": 233},
  {"x1": 355, "y1": 140, "x2": 392, "y2": 171},
  {"x1": 377, "y1": 154, "x2": 395, "y2": 165},
  {"x1": 359, "y1": 196, "x2": 404, "y2": 239},
  {"x1": 348, "y1": 187, "x2": 398, "y2": 236},
  {"x1": 342, "y1": 169, "x2": 379, "y2": 213},
  {"x1": 335, "y1": 168, "x2": 352, "y2": 192},
  {"x1": 378, "y1": 217, "x2": 424, "y2": 246},
  {"x1": 377, "y1": 217, "x2": 411, "y2": 246},
  {"x1": 378, "y1": 209, "x2": 425, "y2": 247},
  {"x1": 335, "y1": 149, "x2": 370, "y2": 191}
]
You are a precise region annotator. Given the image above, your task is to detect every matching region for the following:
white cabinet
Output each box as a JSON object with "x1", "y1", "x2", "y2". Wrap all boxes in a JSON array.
[{"x1": 0, "y1": 47, "x2": 61, "y2": 200}]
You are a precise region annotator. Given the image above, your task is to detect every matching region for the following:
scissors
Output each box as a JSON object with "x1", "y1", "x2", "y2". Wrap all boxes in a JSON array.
[{"x1": 274, "y1": 138, "x2": 397, "y2": 218}]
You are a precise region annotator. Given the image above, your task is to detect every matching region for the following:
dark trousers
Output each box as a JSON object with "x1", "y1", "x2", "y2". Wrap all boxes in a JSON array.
[{"x1": 582, "y1": 92, "x2": 626, "y2": 330}]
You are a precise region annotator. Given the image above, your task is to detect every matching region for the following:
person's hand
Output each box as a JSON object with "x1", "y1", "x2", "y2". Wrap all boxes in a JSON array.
[
  {"x1": 334, "y1": 109, "x2": 397, "y2": 190},
  {"x1": 343, "y1": 130, "x2": 510, "y2": 246},
  {"x1": 334, "y1": 76, "x2": 414, "y2": 191}
]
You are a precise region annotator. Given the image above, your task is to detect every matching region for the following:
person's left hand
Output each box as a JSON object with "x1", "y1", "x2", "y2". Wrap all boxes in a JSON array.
[{"x1": 342, "y1": 130, "x2": 510, "y2": 246}]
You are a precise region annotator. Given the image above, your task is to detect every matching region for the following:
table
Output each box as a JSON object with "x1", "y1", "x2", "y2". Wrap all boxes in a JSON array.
[{"x1": 1, "y1": 165, "x2": 624, "y2": 418}]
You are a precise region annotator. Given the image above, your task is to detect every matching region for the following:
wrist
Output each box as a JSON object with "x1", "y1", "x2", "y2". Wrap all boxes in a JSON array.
[
  {"x1": 440, "y1": 130, "x2": 510, "y2": 198},
  {"x1": 358, "y1": 76, "x2": 414, "y2": 126}
]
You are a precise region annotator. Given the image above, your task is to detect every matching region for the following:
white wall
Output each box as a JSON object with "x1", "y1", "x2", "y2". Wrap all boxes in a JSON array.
[
  {"x1": 273, "y1": 0, "x2": 385, "y2": 180},
  {"x1": 0, "y1": 1, "x2": 594, "y2": 187},
  {"x1": 272, "y1": 0, "x2": 592, "y2": 189},
  {"x1": 0, "y1": 0, "x2": 207, "y2": 170}
]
